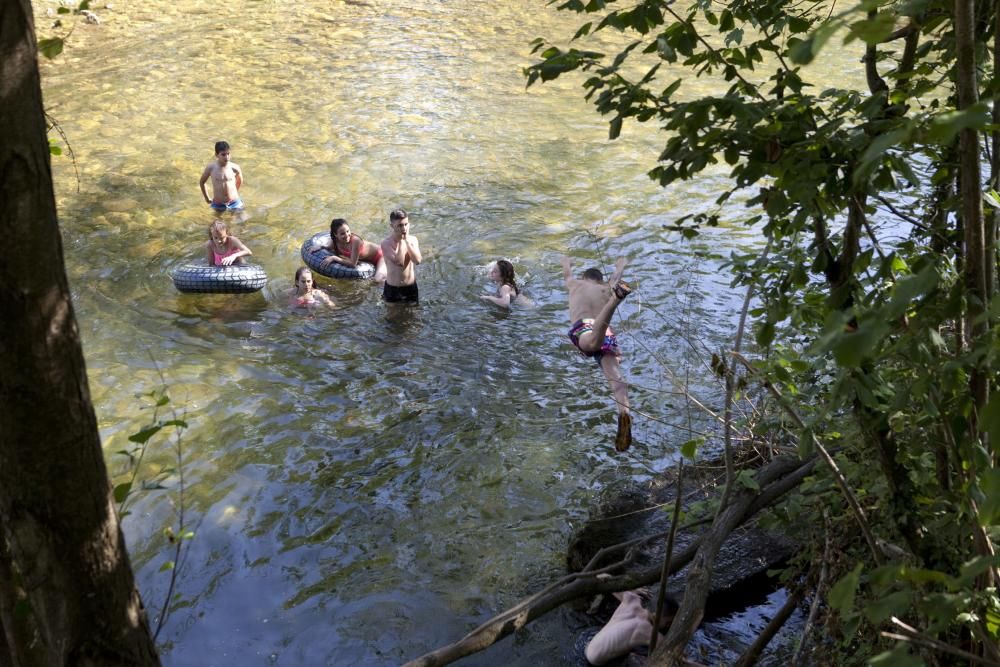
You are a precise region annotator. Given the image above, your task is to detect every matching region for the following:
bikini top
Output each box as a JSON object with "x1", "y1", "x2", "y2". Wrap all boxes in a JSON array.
[
  {"x1": 335, "y1": 238, "x2": 379, "y2": 262},
  {"x1": 213, "y1": 246, "x2": 240, "y2": 266}
]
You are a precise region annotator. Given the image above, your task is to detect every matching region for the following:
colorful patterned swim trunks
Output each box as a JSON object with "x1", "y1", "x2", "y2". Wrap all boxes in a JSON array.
[{"x1": 568, "y1": 318, "x2": 620, "y2": 363}]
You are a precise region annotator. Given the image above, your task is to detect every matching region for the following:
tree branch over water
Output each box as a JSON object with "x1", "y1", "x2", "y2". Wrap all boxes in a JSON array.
[{"x1": 403, "y1": 455, "x2": 816, "y2": 667}]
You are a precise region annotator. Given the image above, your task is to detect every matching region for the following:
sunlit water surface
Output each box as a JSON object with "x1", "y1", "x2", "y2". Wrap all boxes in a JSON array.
[{"x1": 33, "y1": 0, "x2": 858, "y2": 663}]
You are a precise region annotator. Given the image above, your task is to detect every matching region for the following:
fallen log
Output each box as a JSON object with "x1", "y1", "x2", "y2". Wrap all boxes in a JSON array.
[{"x1": 403, "y1": 454, "x2": 816, "y2": 667}]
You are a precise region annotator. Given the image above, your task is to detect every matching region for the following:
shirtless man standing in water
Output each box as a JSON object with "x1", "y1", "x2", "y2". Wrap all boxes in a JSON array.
[
  {"x1": 199, "y1": 140, "x2": 244, "y2": 211},
  {"x1": 563, "y1": 256, "x2": 633, "y2": 451},
  {"x1": 380, "y1": 209, "x2": 422, "y2": 303}
]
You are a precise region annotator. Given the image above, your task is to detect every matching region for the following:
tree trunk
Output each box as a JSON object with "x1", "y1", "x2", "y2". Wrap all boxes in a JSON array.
[
  {"x1": 0, "y1": 1, "x2": 160, "y2": 664},
  {"x1": 954, "y1": 0, "x2": 989, "y2": 416}
]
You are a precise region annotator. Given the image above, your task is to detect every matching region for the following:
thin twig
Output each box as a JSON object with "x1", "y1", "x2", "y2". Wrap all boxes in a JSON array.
[
  {"x1": 884, "y1": 617, "x2": 1000, "y2": 666},
  {"x1": 44, "y1": 111, "x2": 81, "y2": 193},
  {"x1": 874, "y1": 194, "x2": 930, "y2": 231},
  {"x1": 730, "y1": 352, "x2": 884, "y2": 564},
  {"x1": 718, "y1": 239, "x2": 772, "y2": 519}
]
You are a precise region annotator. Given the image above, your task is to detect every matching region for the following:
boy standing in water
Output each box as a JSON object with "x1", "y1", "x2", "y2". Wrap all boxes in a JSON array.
[
  {"x1": 380, "y1": 209, "x2": 422, "y2": 303},
  {"x1": 563, "y1": 256, "x2": 633, "y2": 451},
  {"x1": 199, "y1": 141, "x2": 245, "y2": 211}
]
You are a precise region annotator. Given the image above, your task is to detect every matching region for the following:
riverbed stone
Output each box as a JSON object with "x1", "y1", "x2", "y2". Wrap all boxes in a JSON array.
[{"x1": 103, "y1": 197, "x2": 139, "y2": 213}]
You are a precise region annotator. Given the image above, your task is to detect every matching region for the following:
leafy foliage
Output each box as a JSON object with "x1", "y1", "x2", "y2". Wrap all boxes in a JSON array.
[
  {"x1": 112, "y1": 386, "x2": 194, "y2": 643},
  {"x1": 530, "y1": 0, "x2": 1000, "y2": 661}
]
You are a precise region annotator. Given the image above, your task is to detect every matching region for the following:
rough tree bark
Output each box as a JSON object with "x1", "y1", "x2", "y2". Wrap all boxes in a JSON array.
[
  {"x1": 954, "y1": 0, "x2": 989, "y2": 414},
  {"x1": 0, "y1": 1, "x2": 160, "y2": 664}
]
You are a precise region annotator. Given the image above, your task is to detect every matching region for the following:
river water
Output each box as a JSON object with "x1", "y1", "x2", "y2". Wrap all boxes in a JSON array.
[{"x1": 35, "y1": 0, "x2": 805, "y2": 663}]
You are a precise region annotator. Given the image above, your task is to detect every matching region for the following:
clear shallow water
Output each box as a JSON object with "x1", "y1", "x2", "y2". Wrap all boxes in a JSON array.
[{"x1": 32, "y1": 0, "x2": 814, "y2": 663}]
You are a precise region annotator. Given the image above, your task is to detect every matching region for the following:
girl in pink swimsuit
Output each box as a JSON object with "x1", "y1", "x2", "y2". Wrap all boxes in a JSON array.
[
  {"x1": 205, "y1": 220, "x2": 252, "y2": 266},
  {"x1": 319, "y1": 218, "x2": 388, "y2": 282},
  {"x1": 288, "y1": 267, "x2": 334, "y2": 309}
]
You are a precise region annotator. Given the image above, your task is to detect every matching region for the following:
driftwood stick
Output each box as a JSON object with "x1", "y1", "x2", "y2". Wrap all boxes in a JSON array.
[{"x1": 405, "y1": 455, "x2": 815, "y2": 667}]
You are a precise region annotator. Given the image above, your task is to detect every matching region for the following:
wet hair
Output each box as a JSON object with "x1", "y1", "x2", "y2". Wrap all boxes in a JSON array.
[
  {"x1": 294, "y1": 266, "x2": 313, "y2": 284},
  {"x1": 495, "y1": 259, "x2": 519, "y2": 296},
  {"x1": 328, "y1": 218, "x2": 350, "y2": 255},
  {"x1": 582, "y1": 267, "x2": 604, "y2": 282},
  {"x1": 214, "y1": 140, "x2": 230, "y2": 155},
  {"x1": 207, "y1": 219, "x2": 230, "y2": 239},
  {"x1": 389, "y1": 209, "x2": 408, "y2": 224}
]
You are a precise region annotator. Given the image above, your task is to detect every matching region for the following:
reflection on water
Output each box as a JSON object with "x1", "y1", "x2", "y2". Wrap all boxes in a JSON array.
[{"x1": 31, "y1": 0, "x2": 829, "y2": 663}]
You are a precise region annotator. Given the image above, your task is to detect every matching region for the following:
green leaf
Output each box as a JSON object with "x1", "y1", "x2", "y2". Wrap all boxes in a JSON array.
[
  {"x1": 78, "y1": 0, "x2": 91, "y2": 9},
  {"x1": 13, "y1": 599, "x2": 31, "y2": 621},
  {"x1": 847, "y1": 12, "x2": 896, "y2": 45},
  {"x1": 789, "y1": 22, "x2": 836, "y2": 65},
  {"x1": 680, "y1": 437, "x2": 703, "y2": 460},
  {"x1": 959, "y1": 555, "x2": 998, "y2": 582},
  {"x1": 829, "y1": 562, "x2": 863, "y2": 618},
  {"x1": 833, "y1": 320, "x2": 889, "y2": 367},
  {"x1": 113, "y1": 482, "x2": 132, "y2": 504},
  {"x1": 978, "y1": 468, "x2": 1000, "y2": 525},
  {"x1": 719, "y1": 9, "x2": 734, "y2": 31},
  {"x1": 985, "y1": 189, "x2": 1000, "y2": 210},
  {"x1": 159, "y1": 560, "x2": 175, "y2": 572},
  {"x1": 756, "y1": 321, "x2": 775, "y2": 347},
  {"x1": 787, "y1": 16, "x2": 810, "y2": 33},
  {"x1": 798, "y1": 427, "x2": 815, "y2": 458},
  {"x1": 57, "y1": 6, "x2": 70, "y2": 13},
  {"x1": 927, "y1": 104, "x2": 991, "y2": 145},
  {"x1": 128, "y1": 424, "x2": 162, "y2": 444},
  {"x1": 865, "y1": 590, "x2": 912, "y2": 624},
  {"x1": 38, "y1": 38, "x2": 64, "y2": 59},
  {"x1": 736, "y1": 469, "x2": 760, "y2": 491},
  {"x1": 888, "y1": 265, "x2": 938, "y2": 317},
  {"x1": 609, "y1": 116, "x2": 622, "y2": 140}
]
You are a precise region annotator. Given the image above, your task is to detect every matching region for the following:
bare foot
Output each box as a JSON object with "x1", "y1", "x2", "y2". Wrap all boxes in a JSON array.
[{"x1": 615, "y1": 412, "x2": 632, "y2": 452}]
